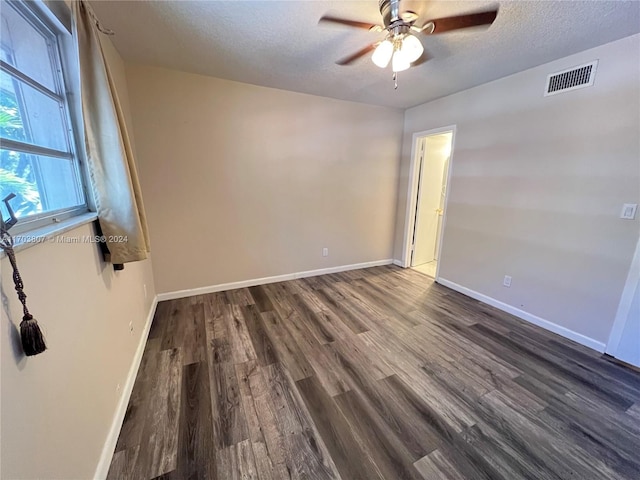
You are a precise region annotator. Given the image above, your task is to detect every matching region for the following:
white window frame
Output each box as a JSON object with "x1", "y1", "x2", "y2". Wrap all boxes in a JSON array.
[{"x1": 0, "y1": 0, "x2": 89, "y2": 235}]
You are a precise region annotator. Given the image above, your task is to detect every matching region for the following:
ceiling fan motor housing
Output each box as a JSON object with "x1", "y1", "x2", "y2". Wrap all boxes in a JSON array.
[{"x1": 379, "y1": 0, "x2": 401, "y2": 27}]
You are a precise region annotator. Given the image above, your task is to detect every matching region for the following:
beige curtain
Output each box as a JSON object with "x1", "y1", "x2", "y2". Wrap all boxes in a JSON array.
[{"x1": 72, "y1": 0, "x2": 150, "y2": 264}]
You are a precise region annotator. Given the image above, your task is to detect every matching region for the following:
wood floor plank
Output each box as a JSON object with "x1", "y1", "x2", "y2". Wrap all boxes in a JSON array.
[
  {"x1": 292, "y1": 291, "x2": 354, "y2": 343},
  {"x1": 159, "y1": 299, "x2": 186, "y2": 351},
  {"x1": 209, "y1": 361, "x2": 249, "y2": 450},
  {"x1": 332, "y1": 281, "x2": 413, "y2": 336},
  {"x1": 472, "y1": 322, "x2": 637, "y2": 411},
  {"x1": 224, "y1": 303, "x2": 258, "y2": 364},
  {"x1": 333, "y1": 387, "x2": 424, "y2": 480},
  {"x1": 242, "y1": 304, "x2": 278, "y2": 366},
  {"x1": 148, "y1": 302, "x2": 170, "y2": 340},
  {"x1": 135, "y1": 348, "x2": 183, "y2": 479},
  {"x1": 205, "y1": 293, "x2": 230, "y2": 339},
  {"x1": 181, "y1": 302, "x2": 207, "y2": 366},
  {"x1": 510, "y1": 329, "x2": 640, "y2": 402},
  {"x1": 263, "y1": 363, "x2": 341, "y2": 480},
  {"x1": 360, "y1": 330, "x2": 478, "y2": 432},
  {"x1": 107, "y1": 446, "x2": 139, "y2": 480},
  {"x1": 274, "y1": 305, "x2": 350, "y2": 397},
  {"x1": 258, "y1": 311, "x2": 314, "y2": 381},
  {"x1": 459, "y1": 422, "x2": 557, "y2": 480},
  {"x1": 311, "y1": 286, "x2": 370, "y2": 334},
  {"x1": 350, "y1": 278, "x2": 421, "y2": 329},
  {"x1": 174, "y1": 361, "x2": 216, "y2": 479},
  {"x1": 288, "y1": 293, "x2": 339, "y2": 344},
  {"x1": 626, "y1": 402, "x2": 640, "y2": 421},
  {"x1": 216, "y1": 439, "x2": 259, "y2": 480},
  {"x1": 235, "y1": 361, "x2": 290, "y2": 480},
  {"x1": 115, "y1": 337, "x2": 161, "y2": 453},
  {"x1": 324, "y1": 335, "x2": 394, "y2": 390},
  {"x1": 366, "y1": 375, "x2": 441, "y2": 459},
  {"x1": 225, "y1": 287, "x2": 256, "y2": 307},
  {"x1": 414, "y1": 449, "x2": 468, "y2": 480},
  {"x1": 476, "y1": 389, "x2": 623, "y2": 480},
  {"x1": 110, "y1": 265, "x2": 640, "y2": 480},
  {"x1": 248, "y1": 285, "x2": 275, "y2": 313},
  {"x1": 296, "y1": 375, "x2": 384, "y2": 480}
]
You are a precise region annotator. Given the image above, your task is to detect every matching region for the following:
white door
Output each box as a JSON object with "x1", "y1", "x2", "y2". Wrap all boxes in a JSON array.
[
  {"x1": 434, "y1": 156, "x2": 449, "y2": 260},
  {"x1": 411, "y1": 133, "x2": 452, "y2": 267},
  {"x1": 607, "y1": 236, "x2": 640, "y2": 368},
  {"x1": 614, "y1": 281, "x2": 640, "y2": 367}
]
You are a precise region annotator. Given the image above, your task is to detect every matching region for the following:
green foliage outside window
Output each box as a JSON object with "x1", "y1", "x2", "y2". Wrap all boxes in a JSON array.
[{"x1": 0, "y1": 86, "x2": 41, "y2": 217}]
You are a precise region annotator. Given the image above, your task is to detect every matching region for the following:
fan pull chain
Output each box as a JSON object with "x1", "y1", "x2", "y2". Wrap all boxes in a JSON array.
[{"x1": 393, "y1": 72, "x2": 398, "y2": 90}]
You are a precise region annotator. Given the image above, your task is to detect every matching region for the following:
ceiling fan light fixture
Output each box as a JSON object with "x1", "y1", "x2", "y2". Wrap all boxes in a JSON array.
[
  {"x1": 372, "y1": 39, "x2": 393, "y2": 68},
  {"x1": 401, "y1": 33, "x2": 424, "y2": 63},
  {"x1": 392, "y1": 49, "x2": 410, "y2": 72}
]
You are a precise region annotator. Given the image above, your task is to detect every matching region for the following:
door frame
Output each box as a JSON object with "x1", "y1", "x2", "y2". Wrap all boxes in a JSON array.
[
  {"x1": 400, "y1": 125, "x2": 456, "y2": 281},
  {"x1": 606, "y1": 234, "x2": 640, "y2": 358}
]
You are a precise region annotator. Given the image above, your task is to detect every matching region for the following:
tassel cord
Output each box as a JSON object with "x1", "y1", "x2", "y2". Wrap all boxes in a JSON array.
[
  {"x1": 0, "y1": 232, "x2": 31, "y2": 320},
  {"x1": 5, "y1": 246, "x2": 31, "y2": 319}
]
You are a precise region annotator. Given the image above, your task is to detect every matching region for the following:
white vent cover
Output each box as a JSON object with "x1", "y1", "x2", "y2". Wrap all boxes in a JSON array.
[{"x1": 544, "y1": 60, "x2": 598, "y2": 96}]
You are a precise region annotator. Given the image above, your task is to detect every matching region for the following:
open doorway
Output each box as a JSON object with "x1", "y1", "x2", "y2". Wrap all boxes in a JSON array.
[{"x1": 403, "y1": 127, "x2": 455, "y2": 279}]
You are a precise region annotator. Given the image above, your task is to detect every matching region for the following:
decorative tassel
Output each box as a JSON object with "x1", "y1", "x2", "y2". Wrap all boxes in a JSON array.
[
  {"x1": 1, "y1": 193, "x2": 47, "y2": 356},
  {"x1": 20, "y1": 314, "x2": 47, "y2": 356},
  {"x1": 3, "y1": 246, "x2": 47, "y2": 356}
]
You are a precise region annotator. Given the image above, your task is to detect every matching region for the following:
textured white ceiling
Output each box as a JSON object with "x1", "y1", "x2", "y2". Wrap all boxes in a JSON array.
[{"x1": 89, "y1": 0, "x2": 640, "y2": 109}]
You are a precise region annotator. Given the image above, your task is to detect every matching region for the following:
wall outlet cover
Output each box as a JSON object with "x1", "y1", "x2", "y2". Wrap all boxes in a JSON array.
[{"x1": 620, "y1": 203, "x2": 638, "y2": 220}]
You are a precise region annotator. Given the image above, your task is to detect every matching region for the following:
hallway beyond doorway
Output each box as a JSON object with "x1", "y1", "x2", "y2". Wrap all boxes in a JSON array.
[{"x1": 413, "y1": 261, "x2": 437, "y2": 278}]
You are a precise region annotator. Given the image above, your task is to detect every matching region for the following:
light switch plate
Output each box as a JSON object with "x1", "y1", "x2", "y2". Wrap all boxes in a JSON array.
[{"x1": 620, "y1": 203, "x2": 638, "y2": 220}]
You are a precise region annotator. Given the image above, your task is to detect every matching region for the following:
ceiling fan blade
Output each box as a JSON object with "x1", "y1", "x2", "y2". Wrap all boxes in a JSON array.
[
  {"x1": 319, "y1": 15, "x2": 379, "y2": 30},
  {"x1": 336, "y1": 44, "x2": 377, "y2": 66},
  {"x1": 427, "y1": 10, "x2": 498, "y2": 34}
]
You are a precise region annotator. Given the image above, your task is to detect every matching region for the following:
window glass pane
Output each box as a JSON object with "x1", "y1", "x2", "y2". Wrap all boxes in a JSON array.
[
  {"x1": 0, "y1": 70, "x2": 69, "y2": 152},
  {"x1": 0, "y1": 149, "x2": 83, "y2": 218},
  {"x1": 1, "y1": 3, "x2": 57, "y2": 92}
]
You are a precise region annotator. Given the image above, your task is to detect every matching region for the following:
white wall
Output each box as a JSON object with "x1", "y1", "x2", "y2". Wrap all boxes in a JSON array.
[
  {"x1": 125, "y1": 65, "x2": 404, "y2": 295},
  {"x1": 395, "y1": 34, "x2": 640, "y2": 348},
  {"x1": 0, "y1": 32, "x2": 156, "y2": 479}
]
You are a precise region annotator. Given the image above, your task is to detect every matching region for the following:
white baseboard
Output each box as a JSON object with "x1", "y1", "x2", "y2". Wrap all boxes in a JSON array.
[
  {"x1": 157, "y1": 259, "x2": 394, "y2": 301},
  {"x1": 437, "y1": 278, "x2": 606, "y2": 353},
  {"x1": 392, "y1": 259, "x2": 405, "y2": 267},
  {"x1": 94, "y1": 296, "x2": 158, "y2": 480}
]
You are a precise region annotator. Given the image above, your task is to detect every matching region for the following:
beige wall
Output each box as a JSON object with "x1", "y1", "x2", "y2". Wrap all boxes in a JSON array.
[
  {"x1": 125, "y1": 65, "x2": 404, "y2": 294},
  {"x1": 0, "y1": 31, "x2": 156, "y2": 479},
  {"x1": 395, "y1": 34, "x2": 640, "y2": 346}
]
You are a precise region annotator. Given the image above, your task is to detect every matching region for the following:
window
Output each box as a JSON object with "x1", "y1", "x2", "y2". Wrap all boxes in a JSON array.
[{"x1": 0, "y1": 0, "x2": 86, "y2": 232}]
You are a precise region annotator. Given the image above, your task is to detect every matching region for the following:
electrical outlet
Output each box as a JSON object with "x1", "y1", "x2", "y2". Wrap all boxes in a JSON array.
[
  {"x1": 116, "y1": 383, "x2": 121, "y2": 392},
  {"x1": 322, "y1": 247, "x2": 329, "y2": 257},
  {"x1": 620, "y1": 203, "x2": 638, "y2": 220},
  {"x1": 143, "y1": 284, "x2": 148, "y2": 300},
  {"x1": 129, "y1": 321, "x2": 134, "y2": 333},
  {"x1": 503, "y1": 275, "x2": 512, "y2": 287}
]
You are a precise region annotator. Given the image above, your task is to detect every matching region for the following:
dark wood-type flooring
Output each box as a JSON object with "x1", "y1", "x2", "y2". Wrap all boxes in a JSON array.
[{"x1": 108, "y1": 265, "x2": 640, "y2": 480}]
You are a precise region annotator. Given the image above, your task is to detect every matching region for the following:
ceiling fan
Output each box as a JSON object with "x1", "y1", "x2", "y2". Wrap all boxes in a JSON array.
[{"x1": 320, "y1": 0, "x2": 498, "y2": 86}]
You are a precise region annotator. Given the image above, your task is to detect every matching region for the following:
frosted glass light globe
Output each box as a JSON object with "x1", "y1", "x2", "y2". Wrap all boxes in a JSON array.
[
  {"x1": 372, "y1": 40, "x2": 393, "y2": 68},
  {"x1": 401, "y1": 34, "x2": 424, "y2": 63},
  {"x1": 392, "y1": 50, "x2": 410, "y2": 72}
]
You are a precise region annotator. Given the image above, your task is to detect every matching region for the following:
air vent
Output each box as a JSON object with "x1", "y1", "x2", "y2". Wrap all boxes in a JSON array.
[{"x1": 544, "y1": 60, "x2": 598, "y2": 96}]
